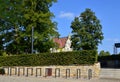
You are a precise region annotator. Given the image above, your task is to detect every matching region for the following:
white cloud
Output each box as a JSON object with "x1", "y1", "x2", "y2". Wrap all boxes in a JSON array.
[
  {"x1": 106, "y1": 38, "x2": 120, "y2": 43},
  {"x1": 58, "y1": 11, "x2": 75, "y2": 19}
]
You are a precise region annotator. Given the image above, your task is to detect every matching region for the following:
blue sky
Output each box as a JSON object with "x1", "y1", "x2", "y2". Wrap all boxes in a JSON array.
[{"x1": 50, "y1": 0, "x2": 120, "y2": 54}]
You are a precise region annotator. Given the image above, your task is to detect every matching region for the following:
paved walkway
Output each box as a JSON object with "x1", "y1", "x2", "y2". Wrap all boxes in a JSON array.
[{"x1": 0, "y1": 76, "x2": 120, "y2": 82}]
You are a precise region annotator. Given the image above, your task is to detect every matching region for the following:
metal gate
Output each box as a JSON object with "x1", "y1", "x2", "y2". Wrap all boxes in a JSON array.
[
  {"x1": 88, "y1": 69, "x2": 92, "y2": 79},
  {"x1": 76, "y1": 69, "x2": 81, "y2": 79},
  {"x1": 45, "y1": 68, "x2": 52, "y2": 76}
]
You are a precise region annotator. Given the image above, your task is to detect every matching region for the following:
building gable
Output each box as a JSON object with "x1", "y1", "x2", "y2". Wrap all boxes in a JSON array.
[
  {"x1": 50, "y1": 35, "x2": 73, "y2": 53},
  {"x1": 53, "y1": 37, "x2": 68, "y2": 48}
]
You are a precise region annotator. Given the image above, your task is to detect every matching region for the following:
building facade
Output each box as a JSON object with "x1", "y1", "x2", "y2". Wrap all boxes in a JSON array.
[{"x1": 50, "y1": 35, "x2": 73, "y2": 53}]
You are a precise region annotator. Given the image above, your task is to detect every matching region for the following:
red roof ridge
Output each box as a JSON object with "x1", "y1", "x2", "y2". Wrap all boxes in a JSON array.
[{"x1": 53, "y1": 37, "x2": 68, "y2": 48}]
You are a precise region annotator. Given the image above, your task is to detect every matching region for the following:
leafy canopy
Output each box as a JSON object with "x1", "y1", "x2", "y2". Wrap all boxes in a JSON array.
[
  {"x1": 0, "y1": 0, "x2": 59, "y2": 54},
  {"x1": 71, "y1": 8, "x2": 104, "y2": 50},
  {"x1": 99, "y1": 50, "x2": 110, "y2": 57}
]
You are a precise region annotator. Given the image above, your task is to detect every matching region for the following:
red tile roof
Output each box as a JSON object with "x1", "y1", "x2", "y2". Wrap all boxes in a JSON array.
[{"x1": 53, "y1": 37, "x2": 68, "y2": 48}]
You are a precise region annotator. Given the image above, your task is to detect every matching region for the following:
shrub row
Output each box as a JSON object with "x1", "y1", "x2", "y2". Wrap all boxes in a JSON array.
[
  {"x1": 98, "y1": 54, "x2": 120, "y2": 61},
  {"x1": 0, "y1": 68, "x2": 5, "y2": 75},
  {"x1": 0, "y1": 50, "x2": 97, "y2": 66}
]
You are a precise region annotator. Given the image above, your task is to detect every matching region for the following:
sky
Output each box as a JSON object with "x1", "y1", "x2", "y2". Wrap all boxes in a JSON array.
[{"x1": 50, "y1": 0, "x2": 120, "y2": 54}]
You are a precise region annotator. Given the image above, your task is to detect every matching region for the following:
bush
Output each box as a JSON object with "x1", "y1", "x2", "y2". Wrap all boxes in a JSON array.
[
  {"x1": 0, "y1": 68, "x2": 5, "y2": 75},
  {"x1": 0, "y1": 50, "x2": 97, "y2": 66},
  {"x1": 0, "y1": 50, "x2": 8, "y2": 57},
  {"x1": 98, "y1": 55, "x2": 120, "y2": 61}
]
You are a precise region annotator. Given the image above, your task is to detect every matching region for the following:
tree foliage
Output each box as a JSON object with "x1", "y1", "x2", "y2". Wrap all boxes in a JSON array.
[
  {"x1": 0, "y1": 0, "x2": 59, "y2": 54},
  {"x1": 99, "y1": 50, "x2": 110, "y2": 57},
  {"x1": 0, "y1": 0, "x2": 23, "y2": 53},
  {"x1": 71, "y1": 8, "x2": 104, "y2": 50}
]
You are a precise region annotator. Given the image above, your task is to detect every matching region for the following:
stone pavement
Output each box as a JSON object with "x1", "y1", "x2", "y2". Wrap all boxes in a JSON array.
[{"x1": 0, "y1": 76, "x2": 120, "y2": 82}]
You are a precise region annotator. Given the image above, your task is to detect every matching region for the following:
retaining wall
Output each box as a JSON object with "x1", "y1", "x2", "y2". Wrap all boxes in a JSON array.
[{"x1": 3, "y1": 63, "x2": 100, "y2": 79}]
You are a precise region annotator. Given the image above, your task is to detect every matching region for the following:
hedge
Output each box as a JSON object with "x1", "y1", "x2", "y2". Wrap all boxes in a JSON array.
[
  {"x1": 0, "y1": 68, "x2": 5, "y2": 75},
  {"x1": 98, "y1": 54, "x2": 120, "y2": 61},
  {"x1": 0, "y1": 50, "x2": 97, "y2": 66}
]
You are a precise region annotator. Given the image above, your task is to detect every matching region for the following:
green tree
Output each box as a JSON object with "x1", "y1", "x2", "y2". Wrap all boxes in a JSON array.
[
  {"x1": 0, "y1": 0, "x2": 59, "y2": 54},
  {"x1": 0, "y1": 0, "x2": 23, "y2": 53},
  {"x1": 99, "y1": 50, "x2": 110, "y2": 56},
  {"x1": 71, "y1": 8, "x2": 104, "y2": 50},
  {"x1": 22, "y1": 0, "x2": 59, "y2": 53}
]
